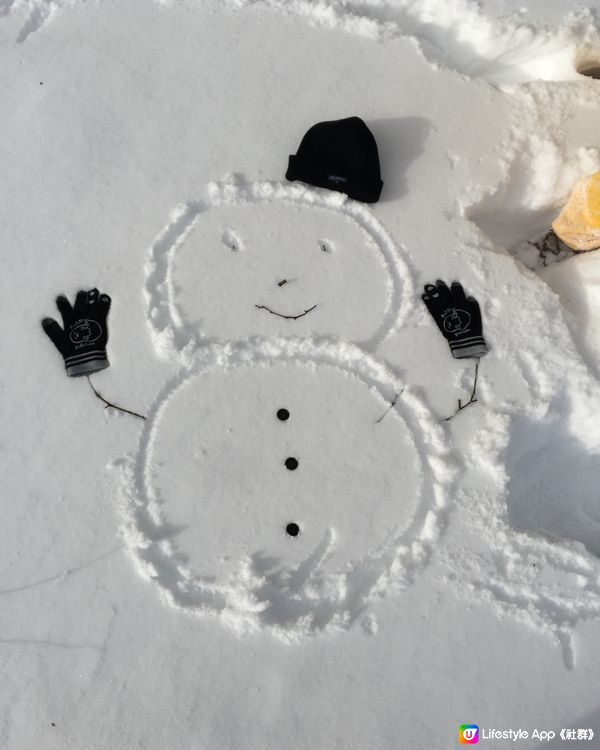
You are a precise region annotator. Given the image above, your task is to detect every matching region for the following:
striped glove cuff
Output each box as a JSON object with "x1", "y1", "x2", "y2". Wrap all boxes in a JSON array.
[
  {"x1": 65, "y1": 351, "x2": 110, "y2": 377},
  {"x1": 450, "y1": 336, "x2": 488, "y2": 360}
]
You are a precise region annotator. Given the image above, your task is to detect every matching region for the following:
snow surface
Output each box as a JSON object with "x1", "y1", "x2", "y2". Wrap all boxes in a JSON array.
[{"x1": 4, "y1": 0, "x2": 600, "y2": 747}]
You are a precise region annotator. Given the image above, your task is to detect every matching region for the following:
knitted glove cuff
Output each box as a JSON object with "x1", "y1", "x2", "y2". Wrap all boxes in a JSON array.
[
  {"x1": 65, "y1": 351, "x2": 109, "y2": 377},
  {"x1": 450, "y1": 337, "x2": 488, "y2": 360}
]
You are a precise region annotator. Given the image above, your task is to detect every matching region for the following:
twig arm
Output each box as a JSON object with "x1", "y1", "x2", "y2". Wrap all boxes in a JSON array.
[
  {"x1": 375, "y1": 391, "x2": 402, "y2": 424},
  {"x1": 445, "y1": 359, "x2": 480, "y2": 422},
  {"x1": 87, "y1": 376, "x2": 146, "y2": 420}
]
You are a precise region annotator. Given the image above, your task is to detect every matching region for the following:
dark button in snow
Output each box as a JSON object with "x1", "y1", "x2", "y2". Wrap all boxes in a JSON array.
[
  {"x1": 277, "y1": 408, "x2": 290, "y2": 421},
  {"x1": 286, "y1": 523, "x2": 300, "y2": 537},
  {"x1": 285, "y1": 457, "x2": 298, "y2": 470}
]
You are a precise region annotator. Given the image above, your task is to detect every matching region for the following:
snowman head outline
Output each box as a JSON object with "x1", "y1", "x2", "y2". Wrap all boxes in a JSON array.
[{"x1": 144, "y1": 175, "x2": 415, "y2": 362}]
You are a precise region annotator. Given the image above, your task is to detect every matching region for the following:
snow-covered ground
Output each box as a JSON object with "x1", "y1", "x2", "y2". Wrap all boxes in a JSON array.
[{"x1": 4, "y1": 0, "x2": 600, "y2": 747}]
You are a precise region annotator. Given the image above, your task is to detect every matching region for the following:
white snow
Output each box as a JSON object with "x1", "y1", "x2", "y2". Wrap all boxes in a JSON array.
[
  {"x1": 118, "y1": 339, "x2": 453, "y2": 638},
  {"x1": 4, "y1": 0, "x2": 600, "y2": 747}
]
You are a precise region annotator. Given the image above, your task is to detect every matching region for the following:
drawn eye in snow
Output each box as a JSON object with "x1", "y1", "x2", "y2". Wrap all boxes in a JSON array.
[
  {"x1": 442, "y1": 308, "x2": 471, "y2": 336},
  {"x1": 69, "y1": 319, "x2": 102, "y2": 344},
  {"x1": 222, "y1": 228, "x2": 242, "y2": 252}
]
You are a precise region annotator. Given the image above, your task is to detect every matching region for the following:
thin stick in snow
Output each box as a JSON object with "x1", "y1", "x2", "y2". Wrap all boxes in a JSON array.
[
  {"x1": 255, "y1": 303, "x2": 318, "y2": 320},
  {"x1": 444, "y1": 360, "x2": 480, "y2": 422},
  {"x1": 87, "y1": 376, "x2": 146, "y2": 420},
  {"x1": 375, "y1": 392, "x2": 402, "y2": 424}
]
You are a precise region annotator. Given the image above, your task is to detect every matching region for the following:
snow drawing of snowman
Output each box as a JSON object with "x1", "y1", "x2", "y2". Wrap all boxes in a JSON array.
[
  {"x1": 115, "y1": 172, "x2": 600, "y2": 660},
  {"x1": 117, "y1": 175, "x2": 455, "y2": 639}
]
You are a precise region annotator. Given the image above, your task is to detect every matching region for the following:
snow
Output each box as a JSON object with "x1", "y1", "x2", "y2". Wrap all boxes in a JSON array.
[
  {"x1": 118, "y1": 339, "x2": 453, "y2": 638},
  {"x1": 4, "y1": 0, "x2": 600, "y2": 746}
]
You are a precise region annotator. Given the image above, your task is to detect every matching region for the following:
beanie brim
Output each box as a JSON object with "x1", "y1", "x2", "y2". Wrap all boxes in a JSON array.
[{"x1": 286, "y1": 155, "x2": 383, "y2": 204}]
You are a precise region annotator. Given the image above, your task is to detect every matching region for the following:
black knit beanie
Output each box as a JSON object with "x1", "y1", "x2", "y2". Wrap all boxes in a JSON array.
[{"x1": 286, "y1": 116, "x2": 383, "y2": 203}]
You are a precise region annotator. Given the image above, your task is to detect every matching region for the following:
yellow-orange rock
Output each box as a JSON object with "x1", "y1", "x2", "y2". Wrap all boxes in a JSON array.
[{"x1": 552, "y1": 172, "x2": 600, "y2": 251}]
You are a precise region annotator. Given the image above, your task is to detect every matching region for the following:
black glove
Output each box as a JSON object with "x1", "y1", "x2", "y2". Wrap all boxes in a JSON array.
[
  {"x1": 421, "y1": 280, "x2": 488, "y2": 359},
  {"x1": 42, "y1": 289, "x2": 111, "y2": 376}
]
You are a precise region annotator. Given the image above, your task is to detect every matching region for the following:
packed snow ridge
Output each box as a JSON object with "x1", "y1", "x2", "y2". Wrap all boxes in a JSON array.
[{"x1": 4, "y1": 0, "x2": 600, "y2": 85}]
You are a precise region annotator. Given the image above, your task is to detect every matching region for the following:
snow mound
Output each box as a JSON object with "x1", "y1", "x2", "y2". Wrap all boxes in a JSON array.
[
  {"x1": 541, "y1": 251, "x2": 600, "y2": 377},
  {"x1": 507, "y1": 390, "x2": 600, "y2": 559},
  {"x1": 466, "y1": 82, "x2": 600, "y2": 271},
  {"x1": 435, "y1": 356, "x2": 600, "y2": 669}
]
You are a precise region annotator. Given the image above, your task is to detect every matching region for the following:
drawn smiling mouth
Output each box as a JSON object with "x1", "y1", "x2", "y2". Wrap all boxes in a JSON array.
[{"x1": 255, "y1": 303, "x2": 318, "y2": 320}]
